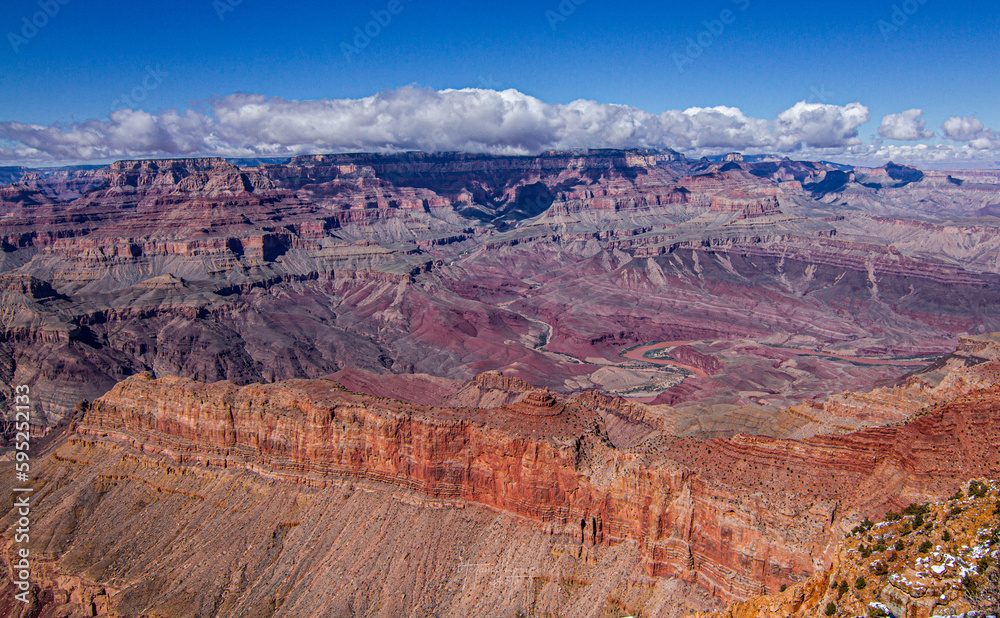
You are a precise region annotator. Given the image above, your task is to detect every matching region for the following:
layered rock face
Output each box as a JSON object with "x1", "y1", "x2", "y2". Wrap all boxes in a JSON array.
[
  {"x1": 7, "y1": 358, "x2": 999, "y2": 615},
  {"x1": 2, "y1": 151, "x2": 1000, "y2": 436}
]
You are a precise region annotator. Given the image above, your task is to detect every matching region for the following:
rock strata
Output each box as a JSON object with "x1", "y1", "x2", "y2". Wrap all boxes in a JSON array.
[{"x1": 7, "y1": 365, "x2": 996, "y2": 613}]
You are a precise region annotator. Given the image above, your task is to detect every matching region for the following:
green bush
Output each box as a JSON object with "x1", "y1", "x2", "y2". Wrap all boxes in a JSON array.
[
  {"x1": 856, "y1": 576, "x2": 867, "y2": 590},
  {"x1": 942, "y1": 530, "x2": 952, "y2": 542},
  {"x1": 913, "y1": 513, "x2": 924, "y2": 528},
  {"x1": 852, "y1": 517, "x2": 875, "y2": 536},
  {"x1": 825, "y1": 602, "x2": 837, "y2": 616},
  {"x1": 779, "y1": 584, "x2": 787, "y2": 592},
  {"x1": 903, "y1": 503, "x2": 930, "y2": 516},
  {"x1": 895, "y1": 540, "x2": 905, "y2": 551},
  {"x1": 838, "y1": 580, "x2": 849, "y2": 597},
  {"x1": 968, "y1": 480, "x2": 988, "y2": 498},
  {"x1": 963, "y1": 575, "x2": 978, "y2": 594},
  {"x1": 919, "y1": 540, "x2": 933, "y2": 553},
  {"x1": 951, "y1": 489, "x2": 964, "y2": 501},
  {"x1": 885, "y1": 510, "x2": 901, "y2": 521}
]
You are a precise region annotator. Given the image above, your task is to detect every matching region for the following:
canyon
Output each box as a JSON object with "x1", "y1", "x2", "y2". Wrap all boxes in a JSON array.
[
  {"x1": 2, "y1": 150, "x2": 1000, "y2": 616},
  {"x1": 2, "y1": 151, "x2": 1000, "y2": 433}
]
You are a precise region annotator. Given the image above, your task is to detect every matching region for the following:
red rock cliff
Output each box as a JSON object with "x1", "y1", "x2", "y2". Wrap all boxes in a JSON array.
[{"x1": 75, "y1": 373, "x2": 1000, "y2": 602}]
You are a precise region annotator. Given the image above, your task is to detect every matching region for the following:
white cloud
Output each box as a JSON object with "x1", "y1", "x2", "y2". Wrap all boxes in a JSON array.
[
  {"x1": 940, "y1": 115, "x2": 1000, "y2": 150},
  {"x1": 0, "y1": 88, "x2": 873, "y2": 165},
  {"x1": 0, "y1": 88, "x2": 996, "y2": 168},
  {"x1": 878, "y1": 109, "x2": 934, "y2": 140},
  {"x1": 773, "y1": 101, "x2": 870, "y2": 150},
  {"x1": 941, "y1": 115, "x2": 985, "y2": 141}
]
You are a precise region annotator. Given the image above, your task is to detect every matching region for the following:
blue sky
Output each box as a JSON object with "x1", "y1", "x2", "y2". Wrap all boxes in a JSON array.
[{"x1": 2, "y1": 0, "x2": 998, "y2": 166}]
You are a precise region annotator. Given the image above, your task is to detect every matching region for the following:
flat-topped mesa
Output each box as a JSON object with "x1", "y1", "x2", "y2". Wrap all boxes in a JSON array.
[
  {"x1": 473, "y1": 370, "x2": 534, "y2": 392},
  {"x1": 710, "y1": 194, "x2": 782, "y2": 219},
  {"x1": 74, "y1": 372, "x2": 1000, "y2": 602}
]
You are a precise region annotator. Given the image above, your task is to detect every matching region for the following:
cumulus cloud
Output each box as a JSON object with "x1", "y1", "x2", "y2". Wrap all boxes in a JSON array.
[
  {"x1": 941, "y1": 115, "x2": 985, "y2": 141},
  {"x1": 878, "y1": 109, "x2": 934, "y2": 140},
  {"x1": 1, "y1": 87, "x2": 995, "y2": 167},
  {"x1": 774, "y1": 102, "x2": 870, "y2": 150},
  {"x1": 940, "y1": 115, "x2": 1000, "y2": 150}
]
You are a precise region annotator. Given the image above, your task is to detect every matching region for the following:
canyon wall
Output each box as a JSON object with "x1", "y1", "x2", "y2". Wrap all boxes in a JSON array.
[{"x1": 8, "y1": 368, "x2": 993, "y2": 613}]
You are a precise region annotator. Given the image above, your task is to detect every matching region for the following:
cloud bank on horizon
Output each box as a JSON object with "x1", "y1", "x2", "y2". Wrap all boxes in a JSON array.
[{"x1": 1, "y1": 87, "x2": 997, "y2": 168}]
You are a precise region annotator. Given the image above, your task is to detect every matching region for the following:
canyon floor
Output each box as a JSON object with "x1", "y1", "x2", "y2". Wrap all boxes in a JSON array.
[{"x1": 2, "y1": 151, "x2": 1000, "y2": 616}]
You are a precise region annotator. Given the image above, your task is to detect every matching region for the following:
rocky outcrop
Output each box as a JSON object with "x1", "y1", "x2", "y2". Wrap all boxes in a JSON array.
[
  {"x1": 667, "y1": 346, "x2": 723, "y2": 375},
  {"x1": 705, "y1": 479, "x2": 1000, "y2": 618}
]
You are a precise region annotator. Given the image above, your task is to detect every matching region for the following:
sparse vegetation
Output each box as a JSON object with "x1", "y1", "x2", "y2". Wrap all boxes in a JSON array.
[
  {"x1": 902, "y1": 503, "x2": 930, "y2": 516},
  {"x1": 965, "y1": 565, "x2": 1000, "y2": 616},
  {"x1": 852, "y1": 518, "x2": 875, "y2": 536},
  {"x1": 815, "y1": 480, "x2": 998, "y2": 617},
  {"x1": 968, "y1": 480, "x2": 988, "y2": 498}
]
